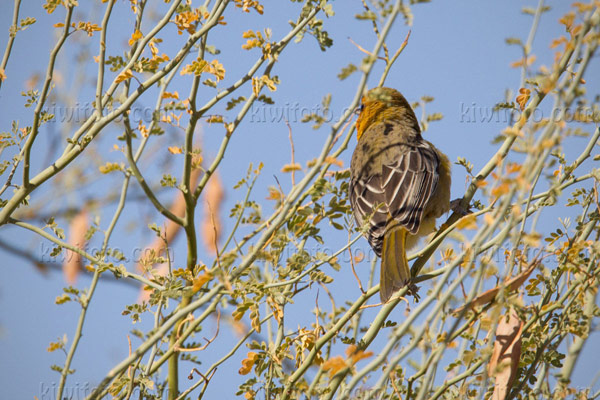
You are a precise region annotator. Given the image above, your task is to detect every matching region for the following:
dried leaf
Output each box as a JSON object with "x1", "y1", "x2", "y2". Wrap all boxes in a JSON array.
[
  {"x1": 202, "y1": 173, "x2": 225, "y2": 254},
  {"x1": 488, "y1": 309, "x2": 523, "y2": 400},
  {"x1": 452, "y1": 261, "x2": 538, "y2": 314},
  {"x1": 63, "y1": 209, "x2": 89, "y2": 284}
]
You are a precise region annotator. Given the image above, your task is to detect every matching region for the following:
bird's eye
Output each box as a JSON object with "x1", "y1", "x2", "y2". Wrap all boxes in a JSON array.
[{"x1": 358, "y1": 104, "x2": 365, "y2": 113}]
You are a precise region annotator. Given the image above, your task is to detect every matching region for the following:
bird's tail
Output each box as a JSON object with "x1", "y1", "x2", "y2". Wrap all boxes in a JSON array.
[{"x1": 380, "y1": 226, "x2": 410, "y2": 303}]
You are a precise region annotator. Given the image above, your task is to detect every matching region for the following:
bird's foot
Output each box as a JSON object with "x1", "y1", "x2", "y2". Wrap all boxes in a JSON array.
[
  {"x1": 406, "y1": 282, "x2": 420, "y2": 302},
  {"x1": 450, "y1": 198, "x2": 471, "y2": 217}
]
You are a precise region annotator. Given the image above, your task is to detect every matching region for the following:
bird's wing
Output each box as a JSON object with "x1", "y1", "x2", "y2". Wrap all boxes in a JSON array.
[
  {"x1": 350, "y1": 173, "x2": 388, "y2": 256},
  {"x1": 381, "y1": 142, "x2": 440, "y2": 234}
]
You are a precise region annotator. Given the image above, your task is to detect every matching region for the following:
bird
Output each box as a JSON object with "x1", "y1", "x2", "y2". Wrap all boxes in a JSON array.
[{"x1": 349, "y1": 87, "x2": 451, "y2": 303}]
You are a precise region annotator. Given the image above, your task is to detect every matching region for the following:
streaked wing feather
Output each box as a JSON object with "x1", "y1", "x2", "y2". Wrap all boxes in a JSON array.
[
  {"x1": 383, "y1": 144, "x2": 439, "y2": 234},
  {"x1": 350, "y1": 174, "x2": 388, "y2": 256}
]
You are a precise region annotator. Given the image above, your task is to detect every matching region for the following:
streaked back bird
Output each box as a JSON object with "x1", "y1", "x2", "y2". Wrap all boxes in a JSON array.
[{"x1": 350, "y1": 87, "x2": 451, "y2": 302}]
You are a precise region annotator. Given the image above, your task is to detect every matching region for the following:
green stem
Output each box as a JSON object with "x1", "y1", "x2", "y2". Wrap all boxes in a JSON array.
[{"x1": 0, "y1": 0, "x2": 21, "y2": 92}]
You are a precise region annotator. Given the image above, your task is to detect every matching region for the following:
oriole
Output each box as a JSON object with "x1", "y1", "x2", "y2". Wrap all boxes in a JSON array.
[{"x1": 350, "y1": 87, "x2": 451, "y2": 302}]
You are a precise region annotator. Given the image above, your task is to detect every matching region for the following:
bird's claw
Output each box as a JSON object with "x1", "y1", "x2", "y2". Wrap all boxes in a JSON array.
[
  {"x1": 406, "y1": 282, "x2": 420, "y2": 302},
  {"x1": 450, "y1": 198, "x2": 471, "y2": 217}
]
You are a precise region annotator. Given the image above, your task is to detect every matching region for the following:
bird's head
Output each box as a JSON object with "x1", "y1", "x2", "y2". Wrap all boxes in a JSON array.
[{"x1": 355, "y1": 87, "x2": 417, "y2": 140}]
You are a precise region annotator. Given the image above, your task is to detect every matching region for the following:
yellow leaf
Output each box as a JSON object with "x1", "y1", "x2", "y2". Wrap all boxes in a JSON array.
[
  {"x1": 232, "y1": 308, "x2": 245, "y2": 321},
  {"x1": 506, "y1": 163, "x2": 522, "y2": 174},
  {"x1": 321, "y1": 356, "x2": 347, "y2": 377},
  {"x1": 115, "y1": 69, "x2": 133, "y2": 84},
  {"x1": 148, "y1": 41, "x2": 159, "y2": 56},
  {"x1": 225, "y1": 122, "x2": 235, "y2": 135},
  {"x1": 516, "y1": 88, "x2": 531, "y2": 111},
  {"x1": 251, "y1": 76, "x2": 260, "y2": 96},
  {"x1": 572, "y1": 2, "x2": 594, "y2": 12},
  {"x1": 128, "y1": 29, "x2": 143, "y2": 46},
  {"x1": 47, "y1": 341, "x2": 64, "y2": 352},
  {"x1": 266, "y1": 187, "x2": 283, "y2": 201},
  {"x1": 53, "y1": 23, "x2": 65, "y2": 28},
  {"x1": 262, "y1": 75, "x2": 277, "y2": 91},
  {"x1": 267, "y1": 297, "x2": 283, "y2": 323},
  {"x1": 0, "y1": 68, "x2": 5, "y2": 82},
  {"x1": 252, "y1": 75, "x2": 277, "y2": 96},
  {"x1": 180, "y1": 58, "x2": 208, "y2": 76},
  {"x1": 502, "y1": 126, "x2": 524, "y2": 137},
  {"x1": 511, "y1": 205, "x2": 521, "y2": 217},
  {"x1": 491, "y1": 182, "x2": 510, "y2": 197},
  {"x1": 207, "y1": 59, "x2": 225, "y2": 81},
  {"x1": 346, "y1": 345, "x2": 373, "y2": 364},
  {"x1": 239, "y1": 352, "x2": 259, "y2": 375},
  {"x1": 168, "y1": 146, "x2": 182, "y2": 154},
  {"x1": 522, "y1": 232, "x2": 541, "y2": 248},
  {"x1": 550, "y1": 36, "x2": 567, "y2": 49},
  {"x1": 206, "y1": 115, "x2": 224, "y2": 124},
  {"x1": 99, "y1": 162, "x2": 121, "y2": 174},
  {"x1": 192, "y1": 272, "x2": 213, "y2": 293},
  {"x1": 559, "y1": 12, "x2": 575, "y2": 32},
  {"x1": 325, "y1": 156, "x2": 343, "y2": 167},
  {"x1": 242, "y1": 30, "x2": 256, "y2": 39},
  {"x1": 456, "y1": 214, "x2": 477, "y2": 230},
  {"x1": 281, "y1": 163, "x2": 302, "y2": 173},
  {"x1": 162, "y1": 91, "x2": 180, "y2": 100},
  {"x1": 510, "y1": 55, "x2": 536, "y2": 68}
]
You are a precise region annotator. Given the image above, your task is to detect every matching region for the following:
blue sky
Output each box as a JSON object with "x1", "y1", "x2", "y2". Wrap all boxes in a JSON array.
[{"x1": 1, "y1": 1, "x2": 599, "y2": 398}]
